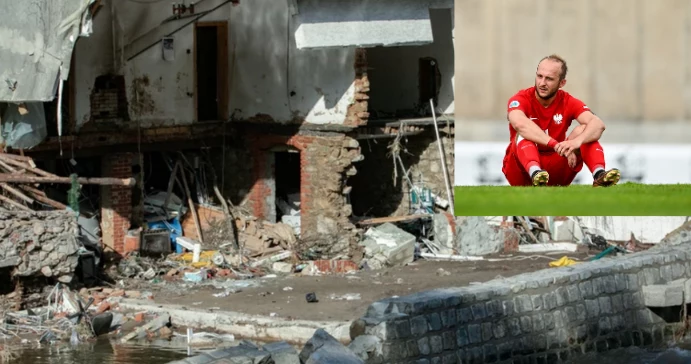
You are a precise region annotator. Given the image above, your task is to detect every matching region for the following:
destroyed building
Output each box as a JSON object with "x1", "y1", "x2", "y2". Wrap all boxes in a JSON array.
[{"x1": 0, "y1": 0, "x2": 455, "y2": 267}]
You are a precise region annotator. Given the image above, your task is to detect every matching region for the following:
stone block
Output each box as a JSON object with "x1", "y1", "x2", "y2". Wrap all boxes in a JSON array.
[
  {"x1": 598, "y1": 296, "x2": 613, "y2": 315},
  {"x1": 585, "y1": 299, "x2": 600, "y2": 319},
  {"x1": 300, "y1": 328, "x2": 364, "y2": 364},
  {"x1": 514, "y1": 295, "x2": 533, "y2": 313},
  {"x1": 410, "y1": 316, "x2": 428, "y2": 336},
  {"x1": 467, "y1": 324, "x2": 482, "y2": 344},
  {"x1": 263, "y1": 341, "x2": 300, "y2": 364},
  {"x1": 429, "y1": 335, "x2": 444, "y2": 354},
  {"x1": 642, "y1": 279, "x2": 685, "y2": 307},
  {"x1": 440, "y1": 309, "x2": 456, "y2": 328},
  {"x1": 427, "y1": 313, "x2": 443, "y2": 332},
  {"x1": 455, "y1": 327, "x2": 469, "y2": 347}
]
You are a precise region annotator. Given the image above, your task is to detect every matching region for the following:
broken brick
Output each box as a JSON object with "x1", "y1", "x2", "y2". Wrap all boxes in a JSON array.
[{"x1": 96, "y1": 302, "x2": 111, "y2": 314}]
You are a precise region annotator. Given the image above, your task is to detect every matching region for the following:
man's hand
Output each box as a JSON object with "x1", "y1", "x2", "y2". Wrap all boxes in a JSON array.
[
  {"x1": 555, "y1": 139, "x2": 582, "y2": 157},
  {"x1": 567, "y1": 152, "x2": 578, "y2": 169}
]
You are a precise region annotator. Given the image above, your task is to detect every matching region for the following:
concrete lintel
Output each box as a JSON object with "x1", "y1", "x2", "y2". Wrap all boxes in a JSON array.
[{"x1": 117, "y1": 299, "x2": 352, "y2": 345}]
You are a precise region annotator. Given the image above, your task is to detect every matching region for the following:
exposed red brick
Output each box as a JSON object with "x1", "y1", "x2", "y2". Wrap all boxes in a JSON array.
[
  {"x1": 345, "y1": 48, "x2": 369, "y2": 127},
  {"x1": 101, "y1": 153, "x2": 134, "y2": 255},
  {"x1": 312, "y1": 259, "x2": 358, "y2": 274},
  {"x1": 501, "y1": 221, "x2": 520, "y2": 253}
]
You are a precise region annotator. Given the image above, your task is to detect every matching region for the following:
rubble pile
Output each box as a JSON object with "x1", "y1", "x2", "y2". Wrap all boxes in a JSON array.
[{"x1": 0, "y1": 210, "x2": 80, "y2": 282}]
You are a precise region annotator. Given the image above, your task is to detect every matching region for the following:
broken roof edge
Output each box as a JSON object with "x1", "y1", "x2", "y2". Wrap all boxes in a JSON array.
[
  {"x1": 296, "y1": 40, "x2": 434, "y2": 51},
  {"x1": 0, "y1": 0, "x2": 96, "y2": 103}
]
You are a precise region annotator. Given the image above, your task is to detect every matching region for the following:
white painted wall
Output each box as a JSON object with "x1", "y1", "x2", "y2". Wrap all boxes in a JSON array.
[
  {"x1": 367, "y1": 8, "x2": 454, "y2": 116},
  {"x1": 575, "y1": 216, "x2": 689, "y2": 244},
  {"x1": 73, "y1": 5, "x2": 115, "y2": 127},
  {"x1": 73, "y1": 0, "x2": 356, "y2": 129}
]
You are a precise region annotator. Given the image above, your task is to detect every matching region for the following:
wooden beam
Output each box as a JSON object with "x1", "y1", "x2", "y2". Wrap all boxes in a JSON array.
[
  {"x1": 0, "y1": 174, "x2": 135, "y2": 186},
  {"x1": 0, "y1": 194, "x2": 31, "y2": 211},
  {"x1": 356, "y1": 214, "x2": 432, "y2": 226},
  {"x1": 0, "y1": 153, "x2": 33, "y2": 163},
  {"x1": 0, "y1": 155, "x2": 57, "y2": 178},
  {"x1": 0, "y1": 183, "x2": 34, "y2": 204},
  {"x1": 19, "y1": 185, "x2": 67, "y2": 210},
  {"x1": 178, "y1": 166, "x2": 204, "y2": 244}
]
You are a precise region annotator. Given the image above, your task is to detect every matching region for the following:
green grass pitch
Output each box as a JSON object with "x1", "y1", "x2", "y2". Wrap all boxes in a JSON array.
[{"x1": 454, "y1": 183, "x2": 691, "y2": 216}]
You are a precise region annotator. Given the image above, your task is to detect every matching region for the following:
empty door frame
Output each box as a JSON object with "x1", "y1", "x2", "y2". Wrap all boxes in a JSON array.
[{"x1": 193, "y1": 21, "x2": 229, "y2": 122}]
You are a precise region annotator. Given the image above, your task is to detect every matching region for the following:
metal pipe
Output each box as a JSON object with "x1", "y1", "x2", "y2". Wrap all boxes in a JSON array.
[{"x1": 430, "y1": 99, "x2": 454, "y2": 213}]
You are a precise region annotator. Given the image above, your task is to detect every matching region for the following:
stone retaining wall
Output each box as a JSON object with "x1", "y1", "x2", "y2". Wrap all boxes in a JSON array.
[
  {"x1": 353, "y1": 242, "x2": 691, "y2": 363},
  {"x1": 0, "y1": 210, "x2": 80, "y2": 283}
]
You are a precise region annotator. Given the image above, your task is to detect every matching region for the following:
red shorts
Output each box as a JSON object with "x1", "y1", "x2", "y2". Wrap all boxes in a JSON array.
[{"x1": 501, "y1": 144, "x2": 584, "y2": 186}]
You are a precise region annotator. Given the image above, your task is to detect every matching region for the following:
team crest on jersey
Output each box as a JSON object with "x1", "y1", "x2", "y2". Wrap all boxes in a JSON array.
[
  {"x1": 509, "y1": 100, "x2": 520, "y2": 108},
  {"x1": 553, "y1": 114, "x2": 563, "y2": 124}
]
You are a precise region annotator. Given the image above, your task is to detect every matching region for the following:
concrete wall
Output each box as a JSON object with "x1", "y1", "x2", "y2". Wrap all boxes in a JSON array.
[
  {"x1": 73, "y1": 0, "x2": 356, "y2": 129},
  {"x1": 353, "y1": 241, "x2": 691, "y2": 363},
  {"x1": 0, "y1": 210, "x2": 79, "y2": 282},
  {"x1": 368, "y1": 8, "x2": 455, "y2": 117},
  {"x1": 453, "y1": 0, "x2": 691, "y2": 141}
]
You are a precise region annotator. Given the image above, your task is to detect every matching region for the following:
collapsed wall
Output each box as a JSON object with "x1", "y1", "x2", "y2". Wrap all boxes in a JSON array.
[
  {"x1": 0, "y1": 210, "x2": 80, "y2": 283},
  {"x1": 351, "y1": 130, "x2": 454, "y2": 217},
  {"x1": 352, "y1": 240, "x2": 691, "y2": 363}
]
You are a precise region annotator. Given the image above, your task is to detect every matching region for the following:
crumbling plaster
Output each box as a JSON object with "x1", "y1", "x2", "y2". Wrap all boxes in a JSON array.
[{"x1": 72, "y1": 0, "x2": 357, "y2": 130}]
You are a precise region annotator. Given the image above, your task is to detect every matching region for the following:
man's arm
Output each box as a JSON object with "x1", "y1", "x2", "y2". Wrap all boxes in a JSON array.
[
  {"x1": 570, "y1": 111, "x2": 606, "y2": 144},
  {"x1": 508, "y1": 109, "x2": 555, "y2": 147},
  {"x1": 555, "y1": 111, "x2": 606, "y2": 156}
]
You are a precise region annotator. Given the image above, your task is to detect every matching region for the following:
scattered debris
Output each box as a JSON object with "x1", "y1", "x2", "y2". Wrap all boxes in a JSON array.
[{"x1": 329, "y1": 293, "x2": 361, "y2": 301}]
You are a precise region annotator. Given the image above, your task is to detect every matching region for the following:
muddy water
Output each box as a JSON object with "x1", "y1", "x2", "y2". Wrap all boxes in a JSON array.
[
  {"x1": 8, "y1": 338, "x2": 691, "y2": 363},
  {"x1": 567, "y1": 344, "x2": 691, "y2": 364},
  {"x1": 6, "y1": 338, "x2": 190, "y2": 364}
]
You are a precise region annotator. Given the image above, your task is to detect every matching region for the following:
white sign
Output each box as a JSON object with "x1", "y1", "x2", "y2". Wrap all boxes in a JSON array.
[{"x1": 454, "y1": 141, "x2": 691, "y2": 186}]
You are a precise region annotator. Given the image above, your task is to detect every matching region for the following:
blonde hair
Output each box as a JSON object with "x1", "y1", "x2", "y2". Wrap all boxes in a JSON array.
[{"x1": 539, "y1": 54, "x2": 568, "y2": 80}]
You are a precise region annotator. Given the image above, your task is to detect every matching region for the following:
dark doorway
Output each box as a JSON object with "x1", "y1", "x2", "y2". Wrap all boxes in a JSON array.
[
  {"x1": 274, "y1": 151, "x2": 301, "y2": 223},
  {"x1": 195, "y1": 22, "x2": 228, "y2": 122},
  {"x1": 419, "y1": 57, "x2": 441, "y2": 109}
]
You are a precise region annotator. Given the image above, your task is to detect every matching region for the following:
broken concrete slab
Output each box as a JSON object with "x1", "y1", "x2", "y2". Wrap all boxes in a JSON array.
[
  {"x1": 359, "y1": 223, "x2": 415, "y2": 269},
  {"x1": 432, "y1": 213, "x2": 455, "y2": 254},
  {"x1": 455, "y1": 216, "x2": 504, "y2": 256},
  {"x1": 347, "y1": 334, "x2": 382, "y2": 361},
  {"x1": 117, "y1": 299, "x2": 351, "y2": 345},
  {"x1": 299, "y1": 328, "x2": 364, "y2": 364},
  {"x1": 171, "y1": 343, "x2": 272, "y2": 364},
  {"x1": 552, "y1": 218, "x2": 584, "y2": 242},
  {"x1": 661, "y1": 220, "x2": 691, "y2": 246},
  {"x1": 642, "y1": 279, "x2": 686, "y2": 307},
  {"x1": 518, "y1": 242, "x2": 579, "y2": 253}
]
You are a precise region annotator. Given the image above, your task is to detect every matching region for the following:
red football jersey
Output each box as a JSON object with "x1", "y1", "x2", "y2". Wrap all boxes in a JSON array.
[{"x1": 506, "y1": 86, "x2": 591, "y2": 152}]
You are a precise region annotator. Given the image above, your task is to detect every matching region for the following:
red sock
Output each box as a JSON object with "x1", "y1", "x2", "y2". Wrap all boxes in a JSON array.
[
  {"x1": 580, "y1": 141, "x2": 606, "y2": 173},
  {"x1": 515, "y1": 138, "x2": 541, "y2": 173}
]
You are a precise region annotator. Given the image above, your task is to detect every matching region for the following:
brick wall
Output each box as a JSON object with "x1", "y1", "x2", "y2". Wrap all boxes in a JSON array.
[
  {"x1": 90, "y1": 74, "x2": 129, "y2": 123},
  {"x1": 101, "y1": 153, "x2": 134, "y2": 254},
  {"x1": 353, "y1": 242, "x2": 691, "y2": 363},
  {"x1": 91, "y1": 90, "x2": 119, "y2": 119},
  {"x1": 345, "y1": 48, "x2": 370, "y2": 127},
  {"x1": 244, "y1": 132, "x2": 362, "y2": 257}
]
